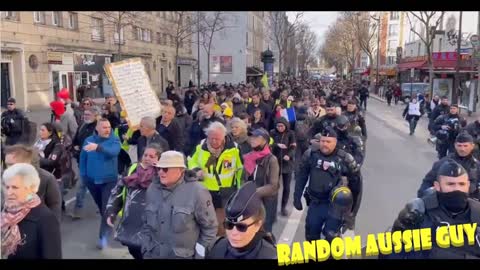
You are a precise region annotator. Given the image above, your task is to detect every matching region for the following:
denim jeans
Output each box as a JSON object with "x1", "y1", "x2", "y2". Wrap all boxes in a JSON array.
[
  {"x1": 75, "y1": 178, "x2": 88, "y2": 209},
  {"x1": 85, "y1": 181, "x2": 116, "y2": 239}
]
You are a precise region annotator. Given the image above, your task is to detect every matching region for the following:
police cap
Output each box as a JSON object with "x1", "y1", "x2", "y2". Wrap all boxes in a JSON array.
[
  {"x1": 336, "y1": 115, "x2": 350, "y2": 130},
  {"x1": 321, "y1": 126, "x2": 338, "y2": 138},
  {"x1": 225, "y1": 182, "x2": 262, "y2": 223},
  {"x1": 455, "y1": 132, "x2": 474, "y2": 143},
  {"x1": 437, "y1": 159, "x2": 467, "y2": 178}
]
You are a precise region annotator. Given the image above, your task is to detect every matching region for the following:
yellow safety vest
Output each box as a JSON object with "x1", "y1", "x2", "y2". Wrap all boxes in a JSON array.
[
  {"x1": 188, "y1": 140, "x2": 243, "y2": 191},
  {"x1": 114, "y1": 127, "x2": 134, "y2": 152},
  {"x1": 117, "y1": 163, "x2": 138, "y2": 218},
  {"x1": 274, "y1": 99, "x2": 292, "y2": 108}
]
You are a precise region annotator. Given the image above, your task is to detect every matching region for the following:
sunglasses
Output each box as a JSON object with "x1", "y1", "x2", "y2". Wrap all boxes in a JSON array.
[
  {"x1": 83, "y1": 102, "x2": 91, "y2": 106},
  {"x1": 223, "y1": 220, "x2": 257, "y2": 232},
  {"x1": 7, "y1": 103, "x2": 14, "y2": 106},
  {"x1": 156, "y1": 167, "x2": 169, "y2": 173}
]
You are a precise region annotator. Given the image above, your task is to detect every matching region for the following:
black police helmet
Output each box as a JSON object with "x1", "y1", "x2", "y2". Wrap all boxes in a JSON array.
[
  {"x1": 336, "y1": 115, "x2": 350, "y2": 131},
  {"x1": 437, "y1": 159, "x2": 467, "y2": 178},
  {"x1": 330, "y1": 186, "x2": 353, "y2": 213}
]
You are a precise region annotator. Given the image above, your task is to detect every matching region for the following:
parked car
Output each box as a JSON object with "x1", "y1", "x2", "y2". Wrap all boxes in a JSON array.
[{"x1": 401, "y1": 83, "x2": 429, "y2": 102}]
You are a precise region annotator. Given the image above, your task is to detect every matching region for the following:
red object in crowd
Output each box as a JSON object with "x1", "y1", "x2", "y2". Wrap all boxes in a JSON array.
[
  {"x1": 57, "y1": 88, "x2": 70, "y2": 100},
  {"x1": 50, "y1": 100, "x2": 65, "y2": 121}
]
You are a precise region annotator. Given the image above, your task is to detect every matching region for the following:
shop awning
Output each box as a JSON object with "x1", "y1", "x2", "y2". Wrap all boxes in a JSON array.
[
  {"x1": 397, "y1": 60, "x2": 427, "y2": 71},
  {"x1": 246, "y1": 66, "x2": 263, "y2": 76}
]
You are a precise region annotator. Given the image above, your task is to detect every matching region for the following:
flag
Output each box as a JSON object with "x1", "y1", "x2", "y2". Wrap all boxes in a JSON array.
[
  {"x1": 279, "y1": 107, "x2": 296, "y2": 123},
  {"x1": 261, "y1": 73, "x2": 269, "y2": 90}
]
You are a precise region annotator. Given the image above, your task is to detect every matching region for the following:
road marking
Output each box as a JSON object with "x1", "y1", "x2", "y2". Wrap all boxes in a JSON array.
[
  {"x1": 277, "y1": 206, "x2": 304, "y2": 246},
  {"x1": 65, "y1": 197, "x2": 76, "y2": 206}
]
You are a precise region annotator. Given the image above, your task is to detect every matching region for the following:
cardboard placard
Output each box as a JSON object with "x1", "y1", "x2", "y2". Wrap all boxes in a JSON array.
[{"x1": 104, "y1": 58, "x2": 161, "y2": 130}]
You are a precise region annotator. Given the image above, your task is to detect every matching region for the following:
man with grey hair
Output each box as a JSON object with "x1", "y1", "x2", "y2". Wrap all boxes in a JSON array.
[
  {"x1": 188, "y1": 121, "x2": 243, "y2": 236},
  {"x1": 128, "y1": 116, "x2": 169, "y2": 161}
]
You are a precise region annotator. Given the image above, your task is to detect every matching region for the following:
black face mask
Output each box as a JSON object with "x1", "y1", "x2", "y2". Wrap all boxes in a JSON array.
[{"x1": 437, "y1": 190, "x2": 468, "y2": 213}]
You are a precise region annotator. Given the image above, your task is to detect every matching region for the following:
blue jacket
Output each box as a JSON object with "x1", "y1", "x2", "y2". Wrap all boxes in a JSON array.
[{"x1": 79, "y1": 130, "x2": 121, "y2": 184}]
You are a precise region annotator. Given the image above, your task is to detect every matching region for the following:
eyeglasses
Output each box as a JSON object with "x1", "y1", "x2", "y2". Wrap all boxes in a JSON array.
[
  {"x1": 83, "y1": 103, "x2": 91, "y2": 106},
  {"x1": 7, "y1": 103, "x2": 14, "y2": 106},
  {"x1": 223, "y1": 219, "x2": 257, "y2": 232}
]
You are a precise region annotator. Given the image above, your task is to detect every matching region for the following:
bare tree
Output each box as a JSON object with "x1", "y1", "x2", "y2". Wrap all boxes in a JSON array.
[
  {"x1": 96, "y1": 11, "x2": 147, "y2": 61},
  {"x1": 199, "y1": 12, "x2": 236, "y2": 83},
  {"x1": 160, "y1": 12, "x2": 197, "y2": 87},
  {"x1": 295, "y1": 23, "x2": 318, "y2": 77},
  {"x1": 267, "y1": 12, "x2": 304, "y2": 78},
  {"x1": 342, "y1": 12, "x2": 378, "y2": 82},
  {"x1": 406, "y1": 11, "x2": 445, "y2": 96}
]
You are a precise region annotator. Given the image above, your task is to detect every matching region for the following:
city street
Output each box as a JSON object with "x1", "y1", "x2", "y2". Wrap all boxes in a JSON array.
[{"x1": 58, "y1": 98, "x2": 440, "y2": 259}]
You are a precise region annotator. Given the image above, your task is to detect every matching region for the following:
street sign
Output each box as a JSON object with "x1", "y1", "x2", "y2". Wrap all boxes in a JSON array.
[
  {"x1": 470, "y1": 34, "x2": 479, "y2": 47},
  {"x1": 410, "y1": 68, "x2": 414, "y2": 78}
]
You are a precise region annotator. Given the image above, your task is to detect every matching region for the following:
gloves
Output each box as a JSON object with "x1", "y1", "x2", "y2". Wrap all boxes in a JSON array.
[
  {"x1": 392, "y1": 198, "x2": 425, "y2": 231},
  {"x1": 293, "y1": 197, "x2": 303, "y2": 211}
]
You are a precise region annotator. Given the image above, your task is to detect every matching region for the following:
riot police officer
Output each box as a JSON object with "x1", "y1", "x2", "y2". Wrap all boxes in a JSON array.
[
  {"x1": 309, "y1": 102, "x2": 340, "y2": 139},
  {"x1": 343, "y1": 100, "x2": 367, "y2": 140},
  {"x1": 335, "y1": 115, "x2": 365, "y2": 165},
  {"x1": 383, "y1": 160, "x2": 480, "y2": 259},
  {"x1": 418, "y1": 132, "x2": 480, "y2": 200},
  {"x1": 433, "y1": 104, "x2": 467, "y2": 159},
  {"x1": 206, "y1": 182, "x2": 277, "y2": 259},
  {"x1": 294, "y1": 127, "x2": 360, "y2": 241},
  {"x1": 429, "y1": 96, "x2": 450, "y2": 134},
  {"x1": 464, "y1": 119, "x2": 480, "y2": 160}
]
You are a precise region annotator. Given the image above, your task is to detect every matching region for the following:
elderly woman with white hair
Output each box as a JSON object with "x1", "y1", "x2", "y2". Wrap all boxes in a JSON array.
[
  {"x1": 1, "y1": 163, "x2": 62, "y2": 259},
  {"x1": 228, "y1": 117, "x2": 252, "y2": 157}
]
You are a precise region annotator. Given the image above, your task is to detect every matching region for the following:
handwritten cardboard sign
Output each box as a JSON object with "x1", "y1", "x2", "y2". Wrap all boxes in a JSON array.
[{"x1": 104, "y1": 58, "x2": 162, "y2": 130}]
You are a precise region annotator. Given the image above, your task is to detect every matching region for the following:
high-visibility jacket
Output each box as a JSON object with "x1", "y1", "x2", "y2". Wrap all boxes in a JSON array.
[
  {"x1": 274, "y1": 99, "x2": 292, "y2": 108},
  {"x1": 118, "y1": 163, "x2": 138, "y2": 218},
  {"x1": 114, "y1": 127, "x2": 134, "y2": 152},
  {"x1": 188, "y1": 137, "x2": 243, "y2": 191}
]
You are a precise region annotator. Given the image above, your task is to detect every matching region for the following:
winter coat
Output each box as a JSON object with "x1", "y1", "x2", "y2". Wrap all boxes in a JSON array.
[
  {"x1": 230, "y1": 133, "x2": 252, "y2": 157},
  {"x1": 38, "y1": 137, "x2": 64, "y2": 179},
  {"x1": 72, "y1": 121, "x2": 97, "y2": 159},
  {"x1": 128, "y1": 131, "x2": 170, "y2": 161},
  {"x1": 270, "y1": 117, "x2": 296, "y2": 173},
  {"x1": 232, "y1": 101, "x2": 247, "y2": 116},
  {"x1": 403, "y1": 102, "x2": 422, "y2": 121},
  {"x1": 1, "y1": 108, "x2": 25, "y2": 145},
  {"x1": 79, "y1": 130, "x2": 121, "y2": 185},
  {"x1": 6, "y1": 203, "x2": 62, "y2": 259},
  {"x1": 246, "y1": 102, "x2": 271, "y2": 128},
  {"x1": 243, "y1": 152, "x2": 279, "y2": 199},
  {"x1": 60, "y1": 108, "x2": 78, "y2": 144},
  {"x1": 156, "y1": 117, "x2": 185, "y2": 152},
  {"x1": 139, "y1": 171, "x2": 218, "y2": 259},
  {"x1": 36, "y1": 168, "x2": 62, "y2": 223}
]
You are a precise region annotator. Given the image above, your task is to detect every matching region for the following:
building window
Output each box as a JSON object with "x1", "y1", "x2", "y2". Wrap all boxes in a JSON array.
[
  {"x1": 91, "y1": 17, "x2": 104, "y2": 41},
  {"x1": 162, "y1": 33, "x2": 167, "y2": 45},
  {"x1": 156, "y1": 32, "x2": 161, "y2": 44},
  {"x1": 388, "y1": 40, "x2": 398, "y2": 53},
  {"x1": 179, "y1": 40, "x2": 184, "y2": 48},
  {"x1": 170, "y1": 34, "x2": 176, "y2": 47},
  {"x1": 2, "y1": 11, "x2": 18, "y2": 21},
  {"x1": 390, "y1": 12, "x2": 399, "y2": 20},
  {"x1": 114, "y1": 25, "x2": 125, "y2": 44},
  {"x1": 68, "y1": 12, "x2": 77, "y2": 29},
  {"x1": 417, "y1": 43, "x2": 421, "y2": 56},
  {"x1": 387, "y1": 56, "x2": 396, "y2": 65},
  {"x1": 33, "y1": 12, "x2": 45, "y2": 24},
  {"x1": 52, "y1": 11, "x2": 62, "y2": 27},
  {"x1": 388, "y1": 24, "x2": 398, "y2": 36},
  {"x1": 143, "y1": 29, "x2": 152, "y2": 42},
  {"x1": 439, "y1": 38, "x2": 442, "y2": 52}
]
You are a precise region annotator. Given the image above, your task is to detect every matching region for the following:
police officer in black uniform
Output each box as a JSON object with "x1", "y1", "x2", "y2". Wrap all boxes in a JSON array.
[
  {"x1": 206, "y1": 182, "x2": 277, "y2": 259},
  {"x1": 343, "y1": 100, "x2": 367, "y2": 140},
  {"x1": 1, "y1": 98, "x2": 26, "y2": 146},
  {"x1": 309, "y1": 102, "x2": 340, "y2": 139},
  {"x1": 429, "y1": 96, "x2": 450, "y2": 134},
  {"x1": 383, "y1": 160, "x2": 480, "y2": 259},
  {"x1": 464, "y1": 119, "x2": 480, "y2": 160},
  {"x1": 335, "y1": 115, "x2": 365, "y2": 166},
  {"x1": 433, "y1": 104, "x2": 467, "y2": 159},
  {"x1": 418, "y1": 132, "x2": 480, "y2": 200},
  {"x1": 294, "y1": 127, "x2": 360, "y2": 241}
]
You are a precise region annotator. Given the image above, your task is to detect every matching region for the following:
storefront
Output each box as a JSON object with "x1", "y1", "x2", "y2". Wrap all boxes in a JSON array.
[
  {"x1": 177, "y1": 57, "x2": 196, "y2": 88},
  {"x1": 73, "y1": 53, "x2": 113, "y2": 100}
]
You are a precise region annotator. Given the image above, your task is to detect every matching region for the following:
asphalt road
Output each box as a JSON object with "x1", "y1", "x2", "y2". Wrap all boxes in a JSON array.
[{"x1": 59, "y1": 98, "x2": 439, "y2": 259}]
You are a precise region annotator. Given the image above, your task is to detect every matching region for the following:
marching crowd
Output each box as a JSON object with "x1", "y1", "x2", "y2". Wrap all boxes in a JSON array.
[{"x1": 2, "y1": 74, "x2": 480, "y2": 259}]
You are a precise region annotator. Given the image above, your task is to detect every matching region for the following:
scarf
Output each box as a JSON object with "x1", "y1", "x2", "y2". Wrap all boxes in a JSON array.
[
  {"x1": 33, "y1": 138, "x2": 52, "y2": 155},
  {"x1": 123, "y1": 164, "x2": 156, "y2": 189},
  {"x1": 225, "y1": 231, "x2": 265, "y2": 259},
  {"x1": 207, "y1": 141, "x2": 225, "y2": 158},
  {"x1": 1, "y1": 194, "x2": 41, "y2": 258},
  {"x1": 242, "y1": 145, "x2": 271, "y2": 175}
]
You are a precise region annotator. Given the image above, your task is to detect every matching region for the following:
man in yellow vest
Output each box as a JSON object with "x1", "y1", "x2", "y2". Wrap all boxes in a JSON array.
[
  {"x1": 188, "y1": 121, "x2": 243, "y2": 237},
  {"x1": 114, "y1": 111, "x2": 133, "y2": 175}
]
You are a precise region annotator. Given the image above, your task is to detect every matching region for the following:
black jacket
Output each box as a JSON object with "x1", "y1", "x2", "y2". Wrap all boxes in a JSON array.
[
  {"x1": 343, "y1": 111, "x2": 367, "y2": 137},
  {"x1": 246, "y1": 102, "x2": 271, "y2": 128},
  {"x1": 359, "y1": 87, "x2": 369, "y2": 99},
  {"x1": 309, "y1": 114, "x2": 340, "y2": 138},
  {"x1": 433, "y1": 113, "x2": 467, "y2": 143},
  {"x1": 156, "y1": 117, "x2": 185, "y2": 152},
  {"x1": 7, "y1": 203, "x2": 62, "y2": 259},
  {"x1": 184, "y1": 90, "x2": 198, "y2": 115},
  {"x1": 129, "y1": 131, "x2": 170, "y2": 161},
  {"x1": 188, "y1": 114, "x2": 224, "y2": 156},
  {"x1": 418, "y1": 152, "x2": 480, "y2": 200},
  {"x1": 1, "y1": 108, "x2": 25, "y2": 145},
  {"x1": 206, "y1": 232, "x2": 277, "y2": 259},
  {"x1": 464, "y1": 121, "x2": 480, "y2": 160},
  {"x1": 39, "y1": 138, "x2": 64, "y2": 179},
  {"x1": 72, "y1": 121, "x2": 97, "y2": 159},
  {"x1": 37, "y1": 168, "x2": 62, "y2": 223},
  {"x1": 430, "y1": 104, "x2": 450, "y2": 122},
  {"x1": 270, "y1": 118, "x2": 296, "y2": 174}
]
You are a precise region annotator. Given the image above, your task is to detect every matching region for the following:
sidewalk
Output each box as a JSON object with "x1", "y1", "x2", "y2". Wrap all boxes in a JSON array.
[{"x1": 369, "y1": 94, "x2": 479, "y2": 123}]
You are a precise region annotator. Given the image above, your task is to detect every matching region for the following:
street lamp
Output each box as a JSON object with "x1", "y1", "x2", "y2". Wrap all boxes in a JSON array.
[{"x1": 370, "y1": 13, "x2": 381, "y2": 93}]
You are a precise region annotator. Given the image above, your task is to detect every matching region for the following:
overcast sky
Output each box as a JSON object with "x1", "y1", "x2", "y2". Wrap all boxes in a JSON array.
[{"x1": 287, "y1": 12, "x2": 339, "y2": 47}]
